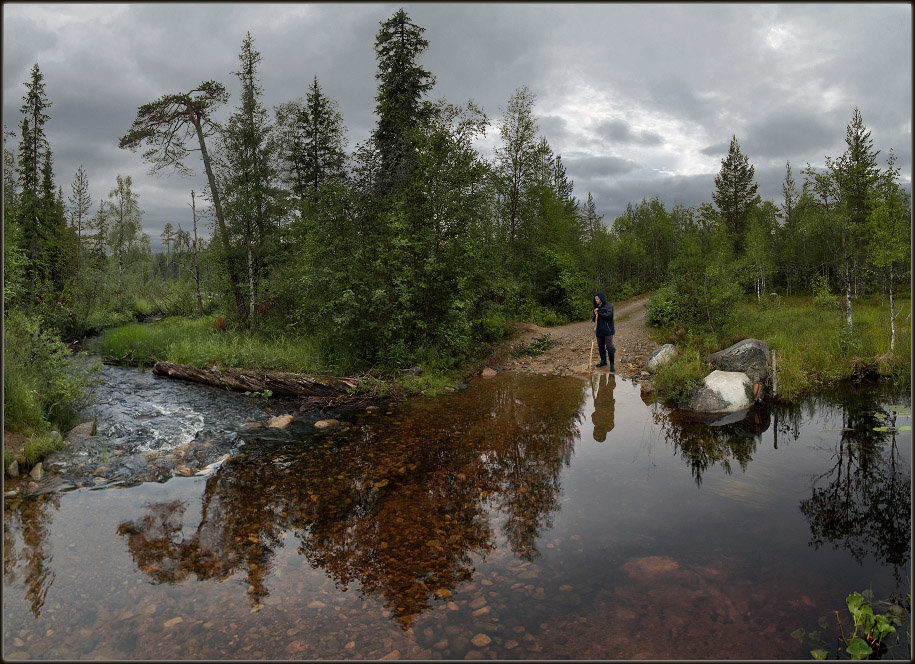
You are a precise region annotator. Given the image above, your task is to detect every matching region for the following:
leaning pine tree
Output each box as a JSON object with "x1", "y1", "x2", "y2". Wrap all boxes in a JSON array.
[{"x1": 119, "y1": 81, "x2": 249, "y2": 328}]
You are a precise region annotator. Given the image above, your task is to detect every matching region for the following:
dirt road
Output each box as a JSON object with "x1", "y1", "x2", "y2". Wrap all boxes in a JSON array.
[{"x1": 486, "y1": 295, "x2": 658, "y2": 379}]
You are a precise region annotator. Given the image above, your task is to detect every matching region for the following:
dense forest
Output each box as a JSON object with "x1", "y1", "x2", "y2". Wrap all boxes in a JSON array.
[{"x1": 4, "y1": 9, "x2": 911, "y2": 445}]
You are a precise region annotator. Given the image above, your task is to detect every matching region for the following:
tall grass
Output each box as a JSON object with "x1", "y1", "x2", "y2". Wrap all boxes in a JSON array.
[
  {"x1": 90, "y1": 315, "x2": 333, "y2": 374},
  {"x1": 729, "y1": 295, "x2": 911, "y2": 399},
  {"x1": 648, "y1": 294, "x2": 911, "y2": 402}
]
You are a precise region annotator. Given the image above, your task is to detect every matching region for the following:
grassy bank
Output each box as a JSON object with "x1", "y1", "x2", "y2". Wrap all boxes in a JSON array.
[
  {"x1": 86, "y1": 315, "x2": 474, "y2": 397},
  {"x1": 89, "y1": 315, "x2": 329, "y2": 373},
  {"x1": 650, "y1": 294, "x2": 911, "y2": 403}
]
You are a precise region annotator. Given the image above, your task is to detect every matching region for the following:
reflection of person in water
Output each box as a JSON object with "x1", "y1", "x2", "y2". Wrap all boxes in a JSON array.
[{"x1": 590, "y1": 372, "x2": 616, "y2": 442}]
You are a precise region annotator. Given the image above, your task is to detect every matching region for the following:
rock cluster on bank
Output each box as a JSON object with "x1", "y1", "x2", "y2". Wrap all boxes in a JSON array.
[{"x1": 645, "y1": 338, "x2": 771, "y2": 419}]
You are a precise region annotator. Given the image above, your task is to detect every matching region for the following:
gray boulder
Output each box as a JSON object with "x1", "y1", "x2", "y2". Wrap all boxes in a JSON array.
[
  {"x1": 65, "y1": 421, "x2": 96, "y2": 447},
  {"x1": 646, "y1": 344, "x2": 678, "y2": 373},
  {"x1": 708, "y1": 339, "x2": 770, "y2": 384},
  {"x1": 686, "y1": 370, "x2": 754, "y2": 414}
]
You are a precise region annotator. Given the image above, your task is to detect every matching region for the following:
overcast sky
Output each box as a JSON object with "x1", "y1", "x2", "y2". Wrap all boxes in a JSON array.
[{"x1": 3, "y1": 2, "x2": 911, "y2": 251}]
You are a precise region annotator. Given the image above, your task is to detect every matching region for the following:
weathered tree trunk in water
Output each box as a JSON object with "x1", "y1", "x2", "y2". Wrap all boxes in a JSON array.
[{"x1": 152, "y1": 361, "x2": 355, "y2": 398}]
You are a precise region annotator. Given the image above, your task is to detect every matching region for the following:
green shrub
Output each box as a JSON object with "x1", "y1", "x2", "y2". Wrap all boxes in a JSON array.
[
  {"x1": 3, "y1": 310, "x2": 99, "y2": 435},
  {"x1": 512, "y1": 334, "x2": 556, "y2": 358},
  {"x1": 811, "y1": 274, "x2": 840, "y2": 313},
  {"x1": 473, "y1": 312, "x2": 509, "y2": 342},
  {"x1": 650, "y1": 347, "x2": 709, "y2": 406},
  {"x1": 132, "y1": 297, "x2": 154, "y2": 317},
  {"x1": 647, "y1": 283, "x2": 681, "y2": 328}
]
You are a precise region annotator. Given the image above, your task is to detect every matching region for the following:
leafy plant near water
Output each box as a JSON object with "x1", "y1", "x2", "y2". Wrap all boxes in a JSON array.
[
  {"x1": 649, "y1": 347, "x2": 709, "y2": 405},
  {"x1": 511, "y1": 334, "x2": 556, "y2": 358},
  {"x1": 873, "y1": 404, "x2": 912, "y2": 433},
  {"x1": 841, "y1": 591, "x2": 902, "y2": 659},
  {"x1": 793, "y1": 589, "x2": 908, "y2": 660}
]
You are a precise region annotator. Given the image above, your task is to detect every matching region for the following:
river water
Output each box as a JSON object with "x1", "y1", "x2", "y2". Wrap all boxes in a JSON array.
[{"x1": 3, "y1": 364, "x2": 911, "y2": 660}]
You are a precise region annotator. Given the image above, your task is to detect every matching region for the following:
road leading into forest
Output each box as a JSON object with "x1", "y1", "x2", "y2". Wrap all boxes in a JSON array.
[{"x1": 487, "y1": 295, "x2": 657, "y2": 379}]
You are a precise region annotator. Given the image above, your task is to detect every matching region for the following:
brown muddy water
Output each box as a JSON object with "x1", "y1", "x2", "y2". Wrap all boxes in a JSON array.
[{"x1": 3, "y1": 369, "x2": 911, "y2": 660}]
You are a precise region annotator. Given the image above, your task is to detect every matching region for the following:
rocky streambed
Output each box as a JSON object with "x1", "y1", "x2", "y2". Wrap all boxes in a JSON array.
[{"x1": 12, "y1": 361, "x2": 353, "y2": 495}]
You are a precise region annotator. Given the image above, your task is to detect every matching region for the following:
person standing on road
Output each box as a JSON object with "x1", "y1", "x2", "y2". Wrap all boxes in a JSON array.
[{"x1": 592, "y1": 292, "x2": 615, "y2": 371}]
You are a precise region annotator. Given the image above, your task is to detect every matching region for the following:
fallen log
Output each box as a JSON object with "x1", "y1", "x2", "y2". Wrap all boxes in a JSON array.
[{"x1": 151, "y1": 361, "x2": 356, "y2": 398}]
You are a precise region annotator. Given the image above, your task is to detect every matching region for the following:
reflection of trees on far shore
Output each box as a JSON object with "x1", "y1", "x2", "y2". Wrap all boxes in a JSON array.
[
  {"x1": 3, "y1": 492, "x2": 60, "y2": 617},
  {"x1": 799, "y1": 393, "x2": 910, "y2": 583},
  {"x1": 115, "y1": 373, "x2": 585, "y2": 629}
]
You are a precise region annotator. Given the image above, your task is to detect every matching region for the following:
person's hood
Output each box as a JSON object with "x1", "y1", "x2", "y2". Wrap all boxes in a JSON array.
[{"x1": 595, "y1": 292, "x2": 607, "y2": 306}]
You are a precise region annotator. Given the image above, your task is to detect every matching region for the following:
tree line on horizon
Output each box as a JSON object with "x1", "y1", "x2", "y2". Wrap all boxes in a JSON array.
[{"x1": 4, "y1": 7, "x2": 911, "y2": 372}]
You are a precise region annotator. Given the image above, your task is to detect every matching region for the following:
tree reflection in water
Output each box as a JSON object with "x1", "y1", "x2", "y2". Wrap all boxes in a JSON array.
[
  {"x1": 798, "y1": 392, "x2": 911, "y2": 583},
  {"x1": 3, "y1": 493, "x2": 60, "y2": 617},
  {"x1": 653, "y1": 404, "x2": 771, "y2": 486},
  {"x1": 116, "y1": 373, "x2": 585, "y2": 628}
]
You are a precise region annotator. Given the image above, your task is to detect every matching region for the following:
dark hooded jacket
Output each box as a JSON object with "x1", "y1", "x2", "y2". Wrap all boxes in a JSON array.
[{"x1": 592, "y1": 292, "x2": 614, "y2": 337}]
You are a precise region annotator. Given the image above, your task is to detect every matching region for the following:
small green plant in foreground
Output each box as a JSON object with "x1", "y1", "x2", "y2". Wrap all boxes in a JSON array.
[
  {"x1": 838, "y1": 591, "x2": 904, "y2": 659},
  {"x1": 793, "y1": 589, "x2": 908, "y2": 660}
]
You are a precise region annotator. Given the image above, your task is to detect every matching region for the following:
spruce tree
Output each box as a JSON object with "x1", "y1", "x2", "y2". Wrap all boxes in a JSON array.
[
  {"x1": 17, "y1": 63, "x2": 54, "y2": 306},
  {"x1": 372, "y1": 8, "x2": 435, "y2": 193},
  {"x1": 218, "y1": 33, "x2": 282, "y2": 322},
  {"x1": 69, "y1": 165, "x2": 91, "y2": 271},
  {"x1": 712, "y1": 135, "x2": 760, "y2": 253},
  {"x1": 284, "y1": 76, "x2": 348, "y2": 205}
]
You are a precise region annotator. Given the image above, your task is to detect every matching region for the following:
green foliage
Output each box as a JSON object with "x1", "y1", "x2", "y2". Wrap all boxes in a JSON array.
[
  {"x1": 646, "y1": 283, "x2": 681, "y2": 328},
  {"x1": 793, "y1": 590, "x2": 908, "y2": 661},
  {"x1": 532, "y1": 248, "x2": 587, "y2": 321},
  {"x1": 3, "y1": 310, "x2": 99, "y2": 436},
  {"x1": 647, "y1": 260, "x2": 741, "y2": 343},
  {"x1": 811, "y1": 274, "x2": 840, "y2": 313},
  {"x1": 840, "y1": 590, "x2": 903, "y2": 659},
  {"x1": 511, "y1": 334, "x2": 556, "y2": 358},
  {"x1": 22, "y1": 430, "x2": 65, "y2": 466},
  {"x1": 649, "y1": 347, "x2": 709, "y2": 405}
]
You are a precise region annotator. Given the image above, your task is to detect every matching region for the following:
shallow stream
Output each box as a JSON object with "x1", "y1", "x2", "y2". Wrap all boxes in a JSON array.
[{"x1": 3, "y1": 364, "x2": 911, "y2": 659}]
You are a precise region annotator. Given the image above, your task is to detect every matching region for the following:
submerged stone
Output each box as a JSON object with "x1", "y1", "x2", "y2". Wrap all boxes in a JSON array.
[{"x1": 266, "y1": 414, "x2": 294, "y2": 429}]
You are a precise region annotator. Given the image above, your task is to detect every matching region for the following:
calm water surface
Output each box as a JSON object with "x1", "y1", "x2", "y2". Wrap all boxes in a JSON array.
[{"x1": 3, "y1": 369, "x2": 911, "y2": 660}]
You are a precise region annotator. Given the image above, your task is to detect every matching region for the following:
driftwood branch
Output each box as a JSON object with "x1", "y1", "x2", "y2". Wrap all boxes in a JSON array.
[{"x1": 151, "y1": 361, "x2": 356, "y2": 398}]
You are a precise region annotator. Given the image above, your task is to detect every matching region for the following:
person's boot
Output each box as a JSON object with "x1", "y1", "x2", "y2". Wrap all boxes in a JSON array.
[
  {"x1": 595, "y1": 348, "x2": 607, "y2": 368},
  {"x1": 609, "y1": 352, "x2": 615, "y2": 372}
]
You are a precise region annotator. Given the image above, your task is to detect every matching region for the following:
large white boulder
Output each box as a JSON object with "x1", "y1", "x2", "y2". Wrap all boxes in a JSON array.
[{"x1": 686, "y1": 370, "x2": 754, "y2": 414}]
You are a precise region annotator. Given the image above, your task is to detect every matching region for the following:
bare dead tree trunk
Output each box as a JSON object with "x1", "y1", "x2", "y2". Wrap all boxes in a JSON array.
[
  {"x1": 189, "y1": 190, "x2": 204, "y2": 316},
  {"x1": 192, "y1": 118, "x2": 249, "y2": 328},
  {"x1": 889, "y1": 267, "x2": 896, "y2": 352}
]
